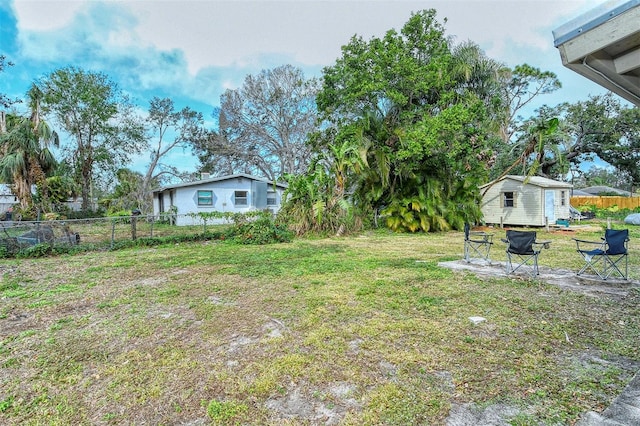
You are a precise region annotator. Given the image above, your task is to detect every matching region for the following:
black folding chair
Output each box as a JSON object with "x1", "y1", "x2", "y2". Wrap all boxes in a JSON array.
[
  {"x1": 502, "y1": 230, "x2": 544, "y2": 277},
  {"x1": 574, "y1": 229, "x2": 629, "y2": 280},
  {"x1": 463, "y1": 223, "x2": 493, "y2": 263}
]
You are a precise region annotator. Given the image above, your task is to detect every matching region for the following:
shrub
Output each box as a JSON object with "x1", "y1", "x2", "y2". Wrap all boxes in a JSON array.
[{"x1": 230, "y1": 211, "x2": 293, "y2": 245}]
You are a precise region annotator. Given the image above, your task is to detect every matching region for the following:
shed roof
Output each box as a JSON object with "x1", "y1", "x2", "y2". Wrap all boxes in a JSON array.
[
  {"x1": 480, "y1": 175, "x2": 573, "y2": 189},
  {"x1": 153, "y1": 173, "x2": 287, "y2": 194},
  {"x1": 552, "y1": 0, "x2": 640, "y2": 106}
]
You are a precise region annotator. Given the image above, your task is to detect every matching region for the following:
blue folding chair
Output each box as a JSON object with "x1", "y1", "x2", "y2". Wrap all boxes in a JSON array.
[{"x1": 574, "y1": 229, "x2": 629, "y2": 280}]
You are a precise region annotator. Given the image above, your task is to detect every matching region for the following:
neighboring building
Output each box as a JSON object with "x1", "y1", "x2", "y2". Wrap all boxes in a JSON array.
[
  {"x1": 571, "y1": 189, "x2": 593, "y2": 197},
  {"x1": 480, "y1": 176, "x2": 573, "y2": 227},
  {"x1": 578, "y1": 186, "x2": 632, "y2": 196},
  {"x1": 152, "y1": 173, "x2": 287, "y2": 226},
  {"x1": 0, "y1": 184, "x2": 18, "y2": 216}
]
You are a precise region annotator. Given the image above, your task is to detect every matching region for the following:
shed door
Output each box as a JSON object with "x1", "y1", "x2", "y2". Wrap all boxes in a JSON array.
[{"x1": 545, "y1": 190, "x2": 555, "y2": 223}]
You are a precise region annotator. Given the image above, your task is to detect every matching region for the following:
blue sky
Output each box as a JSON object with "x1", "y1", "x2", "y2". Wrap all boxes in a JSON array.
[{"x1": 1, "y1": 0, "x2": 614, "y2": 175}]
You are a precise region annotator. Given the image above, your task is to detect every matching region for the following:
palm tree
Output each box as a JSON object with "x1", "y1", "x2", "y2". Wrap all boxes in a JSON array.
[{"x1": 0, "y1": 84, "x2": 58, "y2": 211}]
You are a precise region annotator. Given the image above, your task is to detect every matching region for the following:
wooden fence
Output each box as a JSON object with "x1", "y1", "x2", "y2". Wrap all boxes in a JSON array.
[{"x1": 571, "y1": 196, "x2": 640, "y2": 210}]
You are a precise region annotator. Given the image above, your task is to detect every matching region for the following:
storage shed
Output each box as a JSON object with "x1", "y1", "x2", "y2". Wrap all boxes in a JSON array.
[{"x1": 480, "y1": 176, "x2": 573, "y2": 227}]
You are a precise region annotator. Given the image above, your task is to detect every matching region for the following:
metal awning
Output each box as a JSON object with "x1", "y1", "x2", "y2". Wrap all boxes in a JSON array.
[{"x1": 553, "y1": 0, "x2": 640, "y2": 106}]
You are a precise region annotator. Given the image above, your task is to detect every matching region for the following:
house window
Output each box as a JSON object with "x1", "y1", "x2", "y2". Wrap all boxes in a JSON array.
[
  {"x1": 560, "y1": 190, "x2": 566, "y2": 206},
  {"x1": 234, "y1": 190, "x2": 248, "y2": 206},
  {"x1": 503, "y1": 191, "x2": 516, "y2": 208},
  {"x1": 267, "y1": 190, "x2": 277, "y2": 206},
  {"x1": 197, "y1": 190, "x2": 213, "y2": 206}
]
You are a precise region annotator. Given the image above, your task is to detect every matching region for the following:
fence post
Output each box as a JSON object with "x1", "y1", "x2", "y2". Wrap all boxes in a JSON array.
[
  {"x1": 131, "y1": 216, "x2": 137, "y2": 240},
  {"x1": 111, "y1": 219, "x2": 116, "y2": 248}
]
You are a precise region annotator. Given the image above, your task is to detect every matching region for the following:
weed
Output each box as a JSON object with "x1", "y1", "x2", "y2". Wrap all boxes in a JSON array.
[
  {"x1": 0, "y1": 396, "x2": 14, "y2": 412},
  {"x1": 205, "y1": 399, "x2": 248, "y2": 423}
]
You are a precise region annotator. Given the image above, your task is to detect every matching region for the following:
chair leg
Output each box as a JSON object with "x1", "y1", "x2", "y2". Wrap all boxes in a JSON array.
[
  {"x1": 577, "y1": 254, "x2": 606, "y2": 279},
  {"x1": 604, "y1": 255, "x2": 628, "y2": 280},
  {"x1": 505, "y1": 253, "x2": 538, "y2": 278}
]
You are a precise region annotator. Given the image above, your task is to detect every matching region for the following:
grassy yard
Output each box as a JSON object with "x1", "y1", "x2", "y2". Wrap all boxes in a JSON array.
[{"x1": 1, "y1": 223, "x2": 639, "y2": 425}]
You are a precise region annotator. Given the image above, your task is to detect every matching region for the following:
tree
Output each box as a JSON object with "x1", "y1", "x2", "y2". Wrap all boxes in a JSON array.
[
  {"x1": 142, "y1": 97, "x2": 204, "y2": 211},
  {"x1": 0, "y1": 85, "x2": 58, "y2": 214},
  {"x1": 497, "y1": 64, "x2": 561, "y2": 145},
  {"x1": 493, "y1": 93, "x2": 640, "y2": 192},
  {"x1": 0, "y1": 55, "x2": 21, "y2": 111},
  {"x1": 592, "y1": 105, "x2": 640, "y2": 192},
  {"x1": 315, "y1": 10, "x2": 497, "y2": 232},
  {"x1": 580, "y1": 166, "x2": 623, "y2": 189},
  {"x1": 100, "y1": 168, "x2": 146, "y2": 213},
  {"x1": 199, "y1": 65, "x2": 320, "y2": 180},
  {"x1": 38, "y1": 66, "x2": 146, "y2": 211}
]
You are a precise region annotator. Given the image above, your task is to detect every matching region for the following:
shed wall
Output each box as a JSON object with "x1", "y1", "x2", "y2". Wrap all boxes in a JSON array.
[{"x1": 481, "y1": 180, "x2": 571, "y2": 226}]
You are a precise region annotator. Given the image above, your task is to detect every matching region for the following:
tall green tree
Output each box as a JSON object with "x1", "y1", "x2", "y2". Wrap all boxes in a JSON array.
[
  {"x1": 316, "y1": 9, "x2": 497, "y2": 231},
  {"x1": 577, "y1": 98, "x2": 640, "y2": 192},
  {"x1": 100, "y1": 168, "x2": 146, "y2": 213},
  {"x1": 38, "y1": 66, "x2": 145, "y2": 211},
  {"x1": 497, "y1": 64, "x2": 561, "y2": 145},
  {"x1": 0, "y1": 85, "x2": 58, "y2": 212}
]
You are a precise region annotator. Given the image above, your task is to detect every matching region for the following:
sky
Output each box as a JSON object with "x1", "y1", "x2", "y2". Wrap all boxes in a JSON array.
[{"x1": 0, "y1": 0, "x2": 617, "y2": 176}]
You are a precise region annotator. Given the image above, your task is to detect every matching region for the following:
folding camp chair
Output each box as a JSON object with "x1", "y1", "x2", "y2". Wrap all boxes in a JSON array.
[
  {"x1": 574, "y1": 229, "x2": 629, "y2": 280},
  {"x1": 463, "y1": 223, "x2": 493, "y2": 263},
  {"x1": 502, "y1": 230, "x2": 544, "y2": 277}
]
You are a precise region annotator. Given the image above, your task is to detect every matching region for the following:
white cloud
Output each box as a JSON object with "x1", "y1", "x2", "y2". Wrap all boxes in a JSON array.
[
  {"x1": 12, "y1": 0, "x2": 85, "y2": 31},
  {"x1": 9, "y1": 0, "x2": 611, "y2": 118},
  {"x1": 115, "y1": 0, "x2": 604, "y2": 73},
  {"x1": 12, "y1": 0, "x2": 605, "y2": 80}
]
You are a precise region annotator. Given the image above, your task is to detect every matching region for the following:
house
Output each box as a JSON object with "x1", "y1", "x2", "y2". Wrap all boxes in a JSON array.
[
  {"x1": 152, "y1": 173, "x2": 287, "y2": 226},
  {"x1": 480, "y1": 176, "x2": 573, "y2": 227}
]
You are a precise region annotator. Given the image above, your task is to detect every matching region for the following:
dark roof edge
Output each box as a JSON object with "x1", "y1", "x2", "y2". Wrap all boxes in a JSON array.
[{"x1": 552, "y1": 0, "x2": 640, "y2": 47}]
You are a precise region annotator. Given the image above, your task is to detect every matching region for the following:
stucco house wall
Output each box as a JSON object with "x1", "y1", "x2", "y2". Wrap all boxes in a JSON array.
[
  {"x1": 0, "y1": 184, "x2": 18, "y2": 216},
  {"x1": 152, "y1": 173, "x2": 287, "y2": 226},
  {"x1": 480, "y1": 176, "x2": 573, "y2": 226}
]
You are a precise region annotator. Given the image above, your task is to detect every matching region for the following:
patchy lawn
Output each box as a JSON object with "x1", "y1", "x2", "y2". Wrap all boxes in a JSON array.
[{"x1": 1, "y1": 225, "x2": 639, "y2": 425}]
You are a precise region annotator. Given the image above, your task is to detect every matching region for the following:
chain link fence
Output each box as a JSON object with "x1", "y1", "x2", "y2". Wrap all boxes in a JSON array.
[{"x1": 0, "y1": 214, "x2": 231, "y2": 256}]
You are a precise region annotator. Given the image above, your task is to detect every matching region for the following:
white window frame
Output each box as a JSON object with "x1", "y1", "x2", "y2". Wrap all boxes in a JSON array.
[
  {"x1": 267, "y1": 190, "x2": 277, "y2": 206},
  {"x1": 197, "y1": 190, "x2": 213, "y2": 206},
  {"x1": 234, "y1": 190, "x2": 248, "y2": 206},
  {"x1": 503, "y1": 191, "x2": 516, "y2": 208}
]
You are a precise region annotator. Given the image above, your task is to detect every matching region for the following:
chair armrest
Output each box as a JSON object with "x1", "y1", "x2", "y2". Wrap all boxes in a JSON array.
[
  {"x1": 572, "y1": 238, "x2": 604, "y2": 245},
  {"x1": 534, "y1": 240, "x2": 551, "y2": 249},
  {"x1": 573, "y1": 238, "x2": 606, "y2": 250},
  {"x1": 469, "y1": 232, "x2": 493, "y2": 243}
]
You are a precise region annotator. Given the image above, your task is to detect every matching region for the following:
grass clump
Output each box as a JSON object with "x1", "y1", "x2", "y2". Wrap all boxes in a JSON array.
[{"x1": 205, "y1": 399, "x2": 248, "y2": 424}]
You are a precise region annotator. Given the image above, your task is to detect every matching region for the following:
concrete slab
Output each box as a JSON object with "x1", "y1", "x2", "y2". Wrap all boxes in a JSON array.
[{"x1": 438, "y1": 259, "x2": 640, "y2": 298}]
